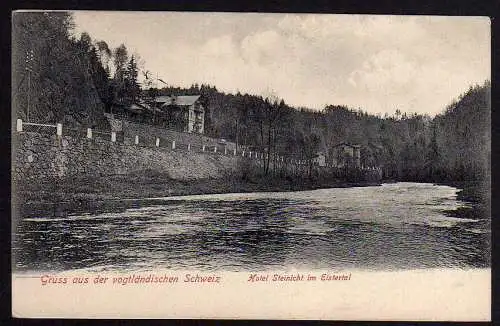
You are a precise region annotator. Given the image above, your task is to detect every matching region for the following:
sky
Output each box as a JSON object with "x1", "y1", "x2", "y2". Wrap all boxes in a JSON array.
[{"x1": 72, "y1": 11, "x2": 490, "y2": 116}]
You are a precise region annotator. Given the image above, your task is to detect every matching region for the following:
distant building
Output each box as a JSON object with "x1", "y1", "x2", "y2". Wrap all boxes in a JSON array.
[
  {"x1": 330, "y1": 143, "x2": 361, "y2": 168},
  {"x1": 154, "y1": 95, "x2": 204, "y2": 134},
  {"x1": 107, "y1": 101, "x2": 157, "y2": 127},
  {"x1": 312, "y1": 152, "x2": 326, "y2": 167},
  {"x1": 106, "y1": 95, "x2": 205, "y2": 134}
]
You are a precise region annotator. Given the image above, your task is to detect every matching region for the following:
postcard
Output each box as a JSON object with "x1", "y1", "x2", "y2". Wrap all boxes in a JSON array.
[{"x1": 11, "y1": 11, "x2": 491, "y2": 320}]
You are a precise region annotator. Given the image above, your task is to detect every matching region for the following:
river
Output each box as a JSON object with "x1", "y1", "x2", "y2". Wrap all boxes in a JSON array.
[{"x1": 12, "y1": 182, "x2": 490, "y2": 272}]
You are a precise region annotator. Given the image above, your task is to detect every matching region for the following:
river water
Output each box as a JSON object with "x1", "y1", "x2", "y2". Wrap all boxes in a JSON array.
[{"x1": 12, "y1": 183, "x2": 490, "y2": 272}]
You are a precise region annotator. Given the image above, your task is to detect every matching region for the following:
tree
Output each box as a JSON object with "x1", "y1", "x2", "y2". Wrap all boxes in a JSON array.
[
  {"x1": 112, "y1": 44, "x2": 129, "y2": 104},
  {"x1": 12, "y1": 12, "x2": 105, "y2": 127},
  {"x1": 96, "y1": 40, "x2": 112, "y2": 74},
  {"x1": 113, "y1": 44, "x2": 128, "y2": 77},
  {"x1": 124, "y1": 55, "x2": 140, "y2": 102},
  {"x1": 75, "y1": 33, "x2": 113, "y2": 113},
  {"x1": 395, "y1": 109, "x2": 401, "y2": 120},
  {"x1": 141, "y1": 70, "x2": 159, "y2": 110},
  {"x1": 258, "y1": 90, "x2": 289, "y2": 175}
]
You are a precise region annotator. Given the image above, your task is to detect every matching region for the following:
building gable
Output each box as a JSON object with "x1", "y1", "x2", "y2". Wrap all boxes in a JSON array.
[{"x1": 155, "y1": 95, "x2": 201, "y2": 107}]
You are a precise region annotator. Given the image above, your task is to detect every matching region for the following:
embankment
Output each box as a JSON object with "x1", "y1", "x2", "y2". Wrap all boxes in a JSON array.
[
  {"x1": 12, "y1": 131, "x2": 243, "y2": 210},
  {"x1": 12, "y1": 130, "x2": 382, "y2": 218},
  {"x1": 13, "y1": 131, "x2": 239, "y2": 182}
]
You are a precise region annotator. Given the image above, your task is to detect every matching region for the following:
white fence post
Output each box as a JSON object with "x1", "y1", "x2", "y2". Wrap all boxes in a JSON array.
[
  {"x1": 188, "y1": 144, "x2": 191, "y2": 151},
  {"x1": 135, "y1": 135, "x2": 139, "y2": 145},
  {"x1": 155, "y1": 137, "x2": 160, "y2": 147},
  {"x1": 249, "y1": 151, "x2": 252, "y2": 158},
  {"x1": 233, "y1": 148, "x2": 236, "y2": 156},
  {"x1": 224, "y1": 147, "x2": 227, "y2": 155},
  {"x1": 202, "y1": 145, "x2": 206, "y2": 152},
  {"x1": 242, "y1": 151, "x2": 245, "y2": 157},
  {"x1": 172, "y1": 140, "x2": 176, "y2": 149},
  {"x1": 214, "y1": 146, "x2": 217, "y2": 153},
  {"x1": 111, "y1": 131, "x2": 116, "y2": 142},
  {"x1": 86, "y1": 128, "x2": 92, "y2": 139},
  {"x1": 56, "y1": 123, "x2": 63, "y2": 136},
  {"x1": 16, "y1": 119, "x2": 23, "y2": 132}
]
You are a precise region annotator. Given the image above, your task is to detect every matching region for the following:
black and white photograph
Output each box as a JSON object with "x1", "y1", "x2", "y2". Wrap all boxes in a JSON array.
[{"x1": 11, "y1": 11, "x2": 491, "y2": 320}]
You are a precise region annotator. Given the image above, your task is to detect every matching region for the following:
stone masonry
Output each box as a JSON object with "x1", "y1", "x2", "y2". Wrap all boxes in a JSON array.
[{"x1": 12, "y1": 132, "x2": 240, "y2": 182}]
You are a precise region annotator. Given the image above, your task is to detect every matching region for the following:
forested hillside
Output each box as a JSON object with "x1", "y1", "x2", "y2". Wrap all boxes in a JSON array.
[
  {"x1": 13, "y1": 12, "x2": 490, "y2": 184},
  {"x1": 13, "y1": 12, "x2": 141, "y2": 129},
  {"x1": 12, "y1": 12, "x2": 105, "y2": 128},
  {"x1": 158, "y1": 82, "x2": 490, "y2": 182},
  {"x1": 430, "y1": 83, "x2": 491, "y2": 182}
]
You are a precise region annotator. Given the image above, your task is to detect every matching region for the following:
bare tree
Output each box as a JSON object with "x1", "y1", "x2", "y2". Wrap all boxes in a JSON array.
[{"x1": 261, "y1": 89, "x2": 287, "y2": 175}]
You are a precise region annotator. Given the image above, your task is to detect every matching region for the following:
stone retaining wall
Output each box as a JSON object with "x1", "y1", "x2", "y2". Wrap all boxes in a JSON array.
[{"x1": 12, "y1": 132, "x2": 241, "y2": 182}]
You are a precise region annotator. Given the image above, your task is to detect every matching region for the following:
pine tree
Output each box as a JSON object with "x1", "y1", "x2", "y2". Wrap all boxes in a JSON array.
[
  {"x1": 124, "y1": 55, "x2": 140, "y2": 103},
  {"x1": 112, "y1": 44, "x2": 129, "y2": 104}
]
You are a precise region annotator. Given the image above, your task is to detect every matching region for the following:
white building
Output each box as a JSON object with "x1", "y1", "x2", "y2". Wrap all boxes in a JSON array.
[
  {"x1": 154, "y1": 95, "x2": 205, "y2": 133},
  {"x1": 312, "y1": 152, "x2": 326, "y2": 167}
]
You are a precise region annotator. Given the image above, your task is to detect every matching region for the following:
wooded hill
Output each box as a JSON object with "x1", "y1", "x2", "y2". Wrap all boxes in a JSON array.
[
  {"x1": 155, "y1": 81, "x2": 490, "y2": 183},
  {"x1": 12, "y1": 12, "x2": 490, "y2": 183}
]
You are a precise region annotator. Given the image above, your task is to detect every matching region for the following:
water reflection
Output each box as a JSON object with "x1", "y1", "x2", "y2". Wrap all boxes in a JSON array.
[{"x1": 13, "y1": 183, "x2": 490, "y2": 272}]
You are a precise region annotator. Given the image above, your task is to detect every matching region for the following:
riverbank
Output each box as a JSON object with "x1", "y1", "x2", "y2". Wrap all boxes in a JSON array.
[
  {"x1": 14, "y1": 170, "x2": 381, "y2": 217},
  {"x1": 19, "y1": 171, "x2": 381, "y2": 203},
  {"x1": 15, "y1": 171, "x2": 490, "y2": 222},
  {"x1": 436, "y1": 180, "x2": 491, "y2": 221}
]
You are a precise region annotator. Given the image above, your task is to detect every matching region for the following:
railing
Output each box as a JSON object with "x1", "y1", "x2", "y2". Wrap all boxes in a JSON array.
[
  {"x1": 14, "y1": 118, "x2": 325, "y2": 167},
  {"x1": 16, "y1": 119, "x2": 62, "y2": 136}
]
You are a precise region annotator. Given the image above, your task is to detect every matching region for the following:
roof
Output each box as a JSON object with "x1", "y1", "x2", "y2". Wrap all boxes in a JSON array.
[
  {"x1": 332, "y1": 142, "x2": 361, "y2": 149},
  {"x1": 154, "y1": 95, "x2": 201, "y2": 106},
  {"x1": 130, "y1": 101, "x2": 162, "y2": 113},
  {"x1": 129, "y1": 103, "x2": 147, "y2": 112}
]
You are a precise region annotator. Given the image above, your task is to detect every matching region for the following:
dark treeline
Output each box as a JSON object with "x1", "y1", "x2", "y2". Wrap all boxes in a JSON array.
[
  {"x1": 13, "y1": 12, "x2": 141, "y2": 129},
  {"x1": 13, "y1": 12, "x2": 491, "y2": 184},
  {"x1": 13, "y1": 12, "x2": 104, "y2": 127},
  {"x1": 159, "y1": 82, "x2": 490, "y2": 183}
]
